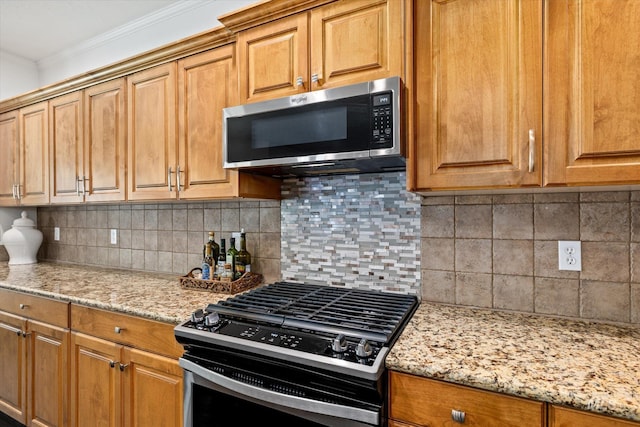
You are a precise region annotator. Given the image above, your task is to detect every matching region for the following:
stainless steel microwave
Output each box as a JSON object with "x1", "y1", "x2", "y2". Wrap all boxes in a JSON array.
[{"x1": 222, "y1": 76, "x2": 404, "y2": 177}]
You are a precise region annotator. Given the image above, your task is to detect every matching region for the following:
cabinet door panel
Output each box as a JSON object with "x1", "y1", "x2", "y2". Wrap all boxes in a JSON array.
[
  {"x1": 127, "y1": 63, "x2": 177, "y2": 201},
  {"x1": 50, "y1": 91, "x2": 84, "y2": 204},
  {"x1": 0, "y1": 110, "x2": 19, "y2": 206},
  {"x1": 411, "y1": 0, "x2": 542, "y2": 191},
  {"x1": 19, "y1": 101, "x2": 50, "y2": 205},
  {"x1": 178, "y1": 46, "x2": 241, "y2": 199},
  {"x1": 28, "y1": 320, "x2": 69, "y2": 427},
  {"x1": 0, "y1": 311, "x2": 27, "y2": 424},
  {"x1": 545, "y1": 0, "x2": 640, "y2": 185},
  {"x1": 238, "y1": 13, "x2": 309, "y2": 103},
  {"x1": 122, "y1": 348, "x2": 182, "y2": 427},
  {"x1": 310, "y1": 0, "x2": 404, "y2": 89},
  {"x1": 84, "y1": 78, "x2": 127, "y2": 202},
  {"x1": 71, "y1": 332, "x2": 121, "y2": 427}
]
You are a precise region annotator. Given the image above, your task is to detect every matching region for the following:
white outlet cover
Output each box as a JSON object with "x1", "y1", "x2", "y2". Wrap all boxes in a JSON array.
[
  {"x1": 558, "y1": 240, "x2": 581, "y2": 271},
  {"x1": 54, "y1": 227, "x2": 60, "y2": 241},
  {"x1": 110, "y1": 229, "x2": 118, "y2": 245}
]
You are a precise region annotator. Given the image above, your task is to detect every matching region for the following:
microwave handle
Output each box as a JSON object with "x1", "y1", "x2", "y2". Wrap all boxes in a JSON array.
[{"x1": 180, "y1": 357, "x2": 377, "y2": 426}]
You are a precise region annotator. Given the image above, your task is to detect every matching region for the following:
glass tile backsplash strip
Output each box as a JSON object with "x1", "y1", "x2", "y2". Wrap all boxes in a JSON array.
[{"x1": 281, "y1": 172, "x2": 421, "y2": 294}]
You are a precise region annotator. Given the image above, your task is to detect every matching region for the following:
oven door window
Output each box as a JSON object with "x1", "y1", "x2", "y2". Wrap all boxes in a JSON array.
[
  {"x1": 226, "y1": 94, "x2": 371, "y2": 163},
  {"x1": 193, "y1": 384, "x2": 326, "y2": 426}
]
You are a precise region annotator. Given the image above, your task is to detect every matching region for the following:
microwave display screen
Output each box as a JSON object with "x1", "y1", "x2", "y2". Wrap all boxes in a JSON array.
[{"x1": 252, "y1": 106, "x2": 347, "y2": 149}]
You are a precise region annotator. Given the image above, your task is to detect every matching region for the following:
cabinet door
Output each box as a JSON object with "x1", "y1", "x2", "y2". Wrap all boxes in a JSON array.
[
  {"x1": 19, "y1": 101, "x2": 50, "y2": 205},
  {"x1": 389, "y1": 372, "x2": 545, "y2": 427},
  {"x1": 27, "y1": 320, "x2": 70, "y2": 427},
  {"x1": 121, "y1": 348, "x2": 182, "y2": 427},
  {"x1": 177, "y1": 46, "x2": 242, "y2": 199},
  {"x1": 50, "y1": 91, "x2": 84, "y2": 204},
  {"x1": 127, "y1": 63, "x2": 177, "y2": 201},
  {"x1": 549, "y1": 405, "x2": 639, "y2": 427},
  {"x1": 0, "y1": 311, "x2": 27, "y2": 424},
  {"x1": 70, "y1": 332, "x2": 122, "y2": 427},
  {"x1": 0, "y1": 110, "x2": 19, "y2": 206},
  {"x1": 545, "y1": 0, "x2": 640, "y2": 186},
  {"x1": 310, "y1": 0, "x2": 405, "y2": 89},
  {"x1": 410, "y1": 0, "x2": 542, "y2": 191},
  {"x1": 238, "y1": 13, "x2": 309, "y2": 103},
  {"x1": 84, "y1": 78, "x2": 127, "y2": 202}
]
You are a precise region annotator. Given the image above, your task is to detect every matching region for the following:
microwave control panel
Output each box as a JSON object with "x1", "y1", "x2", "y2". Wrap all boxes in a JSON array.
[{"x1": 371, "y1": 91, "x2": 393, "y2": 146}]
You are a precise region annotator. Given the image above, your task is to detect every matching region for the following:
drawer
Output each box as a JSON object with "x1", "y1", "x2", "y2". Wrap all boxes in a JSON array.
[
  {"x1": 70, "y1": 304, "x2": 183, "y2": 358},
  {"x1": 389, "y1": 371, "x2": 545, "y2": 427},
  {"x1": 549, "y1": 405, "x2": 640, "y2": 427},
  {"x1": 0, "y1": 288, "x2": 69, "y2": 328}
]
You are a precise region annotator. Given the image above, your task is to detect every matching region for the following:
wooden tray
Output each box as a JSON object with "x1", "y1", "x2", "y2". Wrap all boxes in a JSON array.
[{"x1": 179, "y1": 268, "x2": 262, "y2": 294}]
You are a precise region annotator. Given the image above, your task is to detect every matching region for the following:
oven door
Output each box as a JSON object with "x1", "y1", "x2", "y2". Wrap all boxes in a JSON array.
[{"x1": 180, "y1": 355, "x2": 383, "y2": 427}]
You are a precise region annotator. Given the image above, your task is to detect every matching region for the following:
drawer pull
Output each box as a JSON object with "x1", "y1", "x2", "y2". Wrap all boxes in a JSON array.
[
  {"x1": 109, "y1": 360, "x2": 116, "y2": 368},
  {"x1": 19, "y1": 304, "x2": 27, "y2": 309},
  {"x1": 452, "y1": 409, "x2": 466, "y2": 423},
  {"x1": 119, "y1": 363, "x2": 129, "y2": 372},
  {"x1": 114, "y1": 326, "x2": 124, "y2": 334}
]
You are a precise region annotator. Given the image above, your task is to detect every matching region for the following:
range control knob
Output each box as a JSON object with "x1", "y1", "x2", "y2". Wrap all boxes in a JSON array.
[
  {"x1": 190, "y1": 309, "x2": 205, "y2": 324},
  {"x1": 331, "y1": 334, "x2": 349, "y2": 353},
  {"x1": 356, "y1": 339, "x2": 373, "y2": 358},
  {"x1": 204, "y1": 312, "x2": 220, "y2": 327}
]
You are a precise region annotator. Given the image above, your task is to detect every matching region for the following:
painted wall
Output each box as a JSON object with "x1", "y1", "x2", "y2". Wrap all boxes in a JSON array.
[{"x1": 0, "y1": 51, "x2": 39, "y2": 100}]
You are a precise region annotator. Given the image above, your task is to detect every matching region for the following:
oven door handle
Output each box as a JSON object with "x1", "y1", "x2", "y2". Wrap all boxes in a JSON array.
[{"x1": 180, "y1": 358, "x2": 379, "y2": 426}]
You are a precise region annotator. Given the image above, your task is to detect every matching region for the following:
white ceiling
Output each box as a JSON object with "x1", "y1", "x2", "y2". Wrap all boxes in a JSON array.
[{"x1": 0, "y1": 0, "x2": 202, "y2": 61}]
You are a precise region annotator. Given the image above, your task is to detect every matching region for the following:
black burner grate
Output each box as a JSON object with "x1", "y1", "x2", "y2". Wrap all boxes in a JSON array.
[{"x1": 212, "y1": 282, "x2": 418, "y2": 343}]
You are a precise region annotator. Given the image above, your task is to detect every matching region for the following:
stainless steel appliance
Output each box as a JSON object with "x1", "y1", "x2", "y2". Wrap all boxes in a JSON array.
[
  {"x1": 174, "y1": 282, "x2": 418, "y2": 427},
  {"x1": 222, "y1": 77, "x2": 405, "y2": 177}
]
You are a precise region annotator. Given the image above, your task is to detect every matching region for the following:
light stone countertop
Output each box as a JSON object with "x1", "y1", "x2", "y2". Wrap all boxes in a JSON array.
[
  {"x1": 386, "y1": 302, "x2": 640, "y2": 422},
  {"x1": 0, "y1": 262, "x2": 230, "y2": 324}
]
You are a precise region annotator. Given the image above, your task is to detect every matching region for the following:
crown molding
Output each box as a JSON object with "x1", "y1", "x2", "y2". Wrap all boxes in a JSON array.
[{"x1": 37, "y1": 1, "x2": 208, "y2": 70}]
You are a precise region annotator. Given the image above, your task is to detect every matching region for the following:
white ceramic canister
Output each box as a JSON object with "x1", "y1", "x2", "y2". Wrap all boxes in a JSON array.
[{"x1": 0, "y1": 211, "x2": 43, "y2": 265}]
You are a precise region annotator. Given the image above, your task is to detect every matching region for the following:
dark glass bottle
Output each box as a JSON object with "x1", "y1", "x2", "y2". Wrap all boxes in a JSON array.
[
  {"x1": 235, "y1": 232, "x2": 252, "y2": 275},
  {"x1": 208, "y1": 231, "x2": 220, "y2": 262},
  {"x1": 226, "y1": 238, "x2": 238, "y2": 279},
  {"x1": 216, "y1": 239, "x2": 227, "y2": 279}
]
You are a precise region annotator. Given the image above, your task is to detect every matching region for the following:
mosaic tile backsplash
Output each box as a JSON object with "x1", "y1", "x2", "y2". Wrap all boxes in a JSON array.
[{"x1": 280, "y1": 173, "x2": 422, "y2": 294}]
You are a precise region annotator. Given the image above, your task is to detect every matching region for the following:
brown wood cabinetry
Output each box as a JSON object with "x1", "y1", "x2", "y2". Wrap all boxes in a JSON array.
[
  {"x1": 0, "y1": 289, "x2": 70, "y2": 427},
  {"x1": 389, "y1": 371, "x2": 545, "y2": 427},
  {"x1": 544, "y1": 0, "x2": 640, "y2": 186},
  {"x1": 0, "y1": 110, "x2": 20, "y2": 205},
  {"x1": 70, "y1": 305, "x2": 182, "y2": 427},
  {"x1": 235, "y1": 0, "x2": 406, "y2": 104},
  {"x1": 177, "y1": 46, "x2": 280, "y2": 200},
  {"x1": 410, "y1": 0, "x2": 640, "y2": 192},
  {"x1": 3, "y1": 101, "x2": 51, "y2": 205},
  {"x1": 549, "y1": 406, "x2": 640, "y2": 427},
  {"x1": 410, "y1": 0, "x2": 542, "y2": 191}
]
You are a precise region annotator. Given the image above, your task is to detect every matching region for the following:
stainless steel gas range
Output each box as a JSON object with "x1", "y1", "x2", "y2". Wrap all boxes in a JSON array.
[{"x1": 174, "y1": 281, "x2": 418, "y2": 427}]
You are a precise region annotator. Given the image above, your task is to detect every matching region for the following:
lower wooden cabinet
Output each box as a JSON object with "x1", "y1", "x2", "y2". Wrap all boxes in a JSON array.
[
  {"x1": 549, "y1": 406, "x2": 640, "y2": 427},
  {"x1": 0, "y1": 290, "x2": 70, "y2": 427},
  {"x1": 70, "y1": 305, "x2": 183, "y2": 427},
  {"x1": 389, "y1": 371, "x2": 545, "y2": 427}
]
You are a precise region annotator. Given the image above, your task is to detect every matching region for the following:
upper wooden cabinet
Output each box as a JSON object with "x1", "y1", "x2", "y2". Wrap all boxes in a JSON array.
[
  {"x1": 236, "y1": 0, "x2": 407, "y2": 104},
  {"x1": 410, "y1": 0, "x2": 542, "y2": 191},
  {"x1": 18, "y1": 101, "x2": 50, "y2": 205},
  {"x1": 0, "y1": 110, "x2": 19, "y2": 206},
  {"x1": 544, "y1": 0, "x2": 640, "y2": 186},
  {"x1": 410, "y1": 0, "x2": 640, "y2": 192},
  {"x1": 0, "y1": 103, "x2": 49, "y2": 205},
  {"x1": 177, "y1": 46, "x2": 281, "y2": 200},
  {"x1": 50, "y1": 81, "x2": 127, "y2": 204}
]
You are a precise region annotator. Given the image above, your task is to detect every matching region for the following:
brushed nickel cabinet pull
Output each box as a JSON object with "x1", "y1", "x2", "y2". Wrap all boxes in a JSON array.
[
  {"x1": 177, "y1": 165, "x2": 183, "y2": 192},
  {"x1": 296, "y1": 76, "x2": 304, "y2": 87},
  {"x1": 109, "y1": 360, "x2": 116, "y2": 368},
  {"x1": 168, "y1": 166, "x2": 174, "y2": 192},
  {"x1": 528, "y1": 129, "x2": 535, "y2": 173},
  {"x1": 452, "y1": 409, "x2": 466, "y2": 423},
  {"x1": 19, "y1": 303, "x2": 27, "y2": 309},
  {"x1": 114, "y1": 326, "x2": 125, "y2": 334},
  {"x1": 76, "y1": 176, "x2": 80, "y2": 196},
  {"x1": 119, "y1": 363, "x2": 129, "y2": 371},
  {"x1": 12, "y1": 184, "x2": 16, "y2": 199}
]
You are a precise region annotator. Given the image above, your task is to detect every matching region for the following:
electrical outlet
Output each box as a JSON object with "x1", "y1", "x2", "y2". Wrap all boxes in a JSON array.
[
  {"x1": 54, "y1": 227, "x2": 60, "y2": 241},
  {"x1": 558, "y1": 240, "x2": 581, "y2": 271},
  {"x1": 110, "y1": 229, "x2": 118, "y2": 245}
]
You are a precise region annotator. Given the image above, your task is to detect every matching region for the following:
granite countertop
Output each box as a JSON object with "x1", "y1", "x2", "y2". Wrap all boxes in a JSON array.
[
  {"x1": 387, "y1": 302, "x2": 640, "y2": 422},
  {"x1": 0, "y1": 262, "x2": 230, "y2": 324}
]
